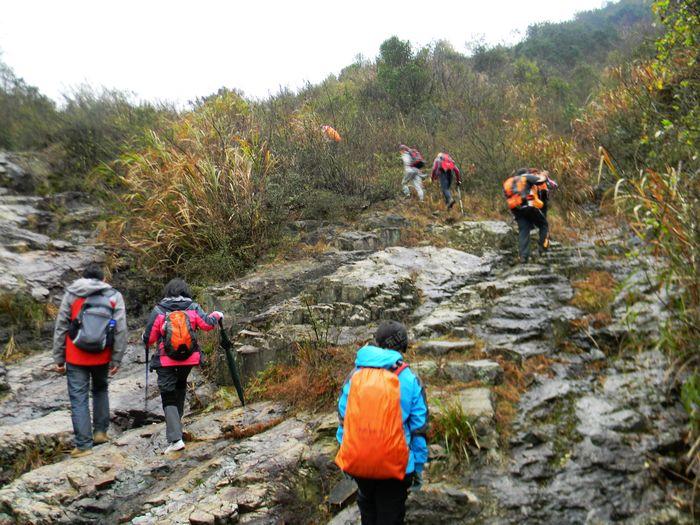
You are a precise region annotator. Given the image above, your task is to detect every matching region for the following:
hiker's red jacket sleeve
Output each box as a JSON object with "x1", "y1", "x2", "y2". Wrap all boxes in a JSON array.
[
  {"x1": 431, "y1": 160, "x2": 440, "y2": 181},
  {"x1": 455, "y1": 166, "x2": 462, "y2": 184},
  {"x1": 146, "y1": 314, "x2": 164, "y2": 347},
  {"x1": 142, "y1": 306, "x2": 161, "y2": 347},
  {"x1": 191, "y1": 304, "x2": 219, "y2": 331}
]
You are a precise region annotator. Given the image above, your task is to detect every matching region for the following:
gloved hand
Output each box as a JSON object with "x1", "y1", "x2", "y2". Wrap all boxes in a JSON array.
[
  {"x1": 210, "y1": 311, "x2": 224, "y2": 321},
  {"x1": 456, "y1": 180, "x2": 462, "y2": 186}
]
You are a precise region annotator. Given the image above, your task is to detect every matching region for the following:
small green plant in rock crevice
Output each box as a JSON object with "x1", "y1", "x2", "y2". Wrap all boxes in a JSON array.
[
  {"x1": 429, "y1": 400, "x2": 481, "y2": 470},
  {"x1": 302, "y1": 295, "x2": 340, "y2": 349},
  {"x1": 536, "y1": 393, "x2": 581, "y2": 470}
]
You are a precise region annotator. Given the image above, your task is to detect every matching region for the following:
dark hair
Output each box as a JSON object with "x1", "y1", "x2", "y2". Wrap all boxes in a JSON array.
[
  {"x1": 163, "y1": 278, "x2": 192, "y2": 299},
  {"x1": 375, "y1": 320, "x2": 408, "y2": 352},
  {"x1": 82, "y1": 263, "x2": 104, "y2": 281},
  {"x1": 516, "y1": 167, "x2": 529, "y2": 175}
]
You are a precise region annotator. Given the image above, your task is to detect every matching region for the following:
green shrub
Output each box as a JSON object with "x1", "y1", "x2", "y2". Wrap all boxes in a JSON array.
[
  {"x1": 429, "y1": 400, "x2": 480, "y2": 468},
  {"x1": 53, "y1": 87, "x2": 169, "y2": 191},
  {"x1": 0, "y1": 56, "x2": 58, "y2": 150}
]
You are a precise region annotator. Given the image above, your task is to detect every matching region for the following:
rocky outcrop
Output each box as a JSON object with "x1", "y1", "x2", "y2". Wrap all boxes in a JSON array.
[
  {"x1": 0, "y1": 402, "x2": 288, "y2": 524},
  {"x1": 0, "y1": 195, "x2": 691, "y2": 525},
  {"x1": 0, "y1": 153, "x2": 103, "y2": 302},
  {"x1": 205, "y1": 244, "x2": 493, "y2": 386},
  {"x1": 0, "y1": 153, "x2": 50, "y2": 194}
]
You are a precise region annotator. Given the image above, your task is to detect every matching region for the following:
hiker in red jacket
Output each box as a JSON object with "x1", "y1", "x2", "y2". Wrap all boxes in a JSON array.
[
  {"x1": 52, "y1": 263, "x2": 128, "y2": 457},
  {"x1": 431, "y1": 152, "x2": 462, "y2": 209},
  {"x1": 143, "y1": 278, "x2": 223, "y2": 454}
]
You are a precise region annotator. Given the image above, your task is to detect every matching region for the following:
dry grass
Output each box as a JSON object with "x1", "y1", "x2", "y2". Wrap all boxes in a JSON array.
[
  {"x1": 493, "y1": 355, "x2": 554, "y2": 444},
  {"x1": 2, "y1": 441, "x2": 68, "y2": 487},
  {"x1": 106, "y1": 92, "x2": 283, "y2": 281},
  {"x1": 247, "y1": 343, "x2": 355, "y2": 411},
  {"x1": 571, "y1": 271, "x2": 617, "y2": 314},
  {"x1": 222, "y1": 417, "x2": 286, "y2": 441}
]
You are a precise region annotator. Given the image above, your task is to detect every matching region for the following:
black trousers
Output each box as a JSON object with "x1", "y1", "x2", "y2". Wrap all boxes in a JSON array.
[
  {"x1": 513, "y1": 206, "x2": 549, "y2": 263},
  {"x1": 156, "y1": 365, "x2": 192, "y2": 415},
  {"x1": 354, "y1": 475, "x2": 413, "y2": 525}
]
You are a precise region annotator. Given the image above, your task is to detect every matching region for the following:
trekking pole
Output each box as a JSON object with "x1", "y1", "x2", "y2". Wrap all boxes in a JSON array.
[
  {"x1": 144, "y1": 344, "x2": 149, "y2": 412},
  {"x1": 456, "y1": 186, "x2": 465, "y2": 216}
]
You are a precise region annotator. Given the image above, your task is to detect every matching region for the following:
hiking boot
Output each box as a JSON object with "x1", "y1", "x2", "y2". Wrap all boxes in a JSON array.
[
  {"x1": 163, "y1": 439, "x2": 185, "y2": 454},
  {"x1": 70, "y1": 447, "x2": 93, "y2": 458},
  {"x1": 93, "y1": 431, "x2": 109, "y2": 445},
  {"x1": 448, "y1": 199, "x2": 456, "y2": 209}
]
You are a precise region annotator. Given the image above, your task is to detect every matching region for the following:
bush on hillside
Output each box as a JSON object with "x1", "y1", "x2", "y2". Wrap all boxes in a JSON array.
[
  {"x1": 109, "y1": 91, "x2": 284, "y2": 281},
  {"x1": 0, "y1": 56, "x2": 58, "y2": 150},
  {"x1": 54, "y1": 87, "x2": 169, "y2": 191}
]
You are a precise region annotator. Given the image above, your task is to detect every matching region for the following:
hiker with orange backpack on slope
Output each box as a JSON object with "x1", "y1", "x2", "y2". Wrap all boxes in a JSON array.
[
  {"x1": 321, "y1": 124, "x2": 342, "y2": 142},
  {"x1": 336, "y1": 321, "x2": 428, "y2": 525},
  {"x1": 52, "y1": 263, "x2": 128, "y2": 457},
  {"x1": 143, "y1": 278, "x2": 223, "y2": 454},
  {"x1": 431, "y1": 152, "x2": 462, "y2": 209},
  {"x1": 399, "y1": 144, "x2": 427, "y2": 201},
  {"x1": 532, "y1": 168, "x2": 558, "y2": 218},
  {"x1": 503, "y1": 168, "x2": 558, "y2": 263}
]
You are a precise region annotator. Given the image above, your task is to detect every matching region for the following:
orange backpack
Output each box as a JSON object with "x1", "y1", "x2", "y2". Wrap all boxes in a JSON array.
[
  {"x1": 163, "y1": 310, "x2": 197, "y2": 361},
  {"x1": 503, "y1": 175, "x2": 543, "y2": 210},
  {"x1": 335, "y1": 364, "x2": 409, "y2": 480},
  {"x1": 322, "y1": 125, "x2": 342, "y2": 142}
]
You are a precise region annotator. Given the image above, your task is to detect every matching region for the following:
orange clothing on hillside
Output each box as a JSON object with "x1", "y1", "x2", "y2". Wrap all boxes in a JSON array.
[{"x1": 322, "y1": 125, "x2": 342, "y2": 142}]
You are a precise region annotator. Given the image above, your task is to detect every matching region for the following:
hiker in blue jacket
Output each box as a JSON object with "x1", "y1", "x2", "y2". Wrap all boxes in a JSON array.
[{"x1": 336, "y1": 320, "x2": 429, "y2": 525}]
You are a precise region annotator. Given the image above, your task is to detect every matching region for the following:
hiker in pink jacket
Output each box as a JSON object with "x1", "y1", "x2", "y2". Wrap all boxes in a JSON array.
[{"x1": 142, "y1": 278, "x2": 223, "y2": 454}]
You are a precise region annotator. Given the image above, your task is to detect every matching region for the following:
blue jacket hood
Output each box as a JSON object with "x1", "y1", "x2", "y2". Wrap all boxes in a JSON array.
[{"x1": 355, "y1": 345, "x2": 403, "y2": 368}]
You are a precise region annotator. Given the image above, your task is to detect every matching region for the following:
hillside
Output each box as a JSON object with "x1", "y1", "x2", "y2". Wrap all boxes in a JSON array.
[{"x1": 0, "y1": 0, "x2": 698, "y2": 523}]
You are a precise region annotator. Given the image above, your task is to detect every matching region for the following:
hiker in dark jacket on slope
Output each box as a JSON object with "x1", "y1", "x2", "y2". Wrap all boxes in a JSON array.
[
  {"x1": 503, "y1": 167, "x2": 558, "y2": 263},
  {"x1": 143, "y1": 278, "x2": 222, "y2": 454},
  {"x1": 52, "y1": 263, "x2": 127, "y2": 457}
]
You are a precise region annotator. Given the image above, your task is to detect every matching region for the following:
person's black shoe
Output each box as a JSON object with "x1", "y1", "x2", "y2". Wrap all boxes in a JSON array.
[{"x1": 448, "y1": 199, "x2": 456, "y2": 209}]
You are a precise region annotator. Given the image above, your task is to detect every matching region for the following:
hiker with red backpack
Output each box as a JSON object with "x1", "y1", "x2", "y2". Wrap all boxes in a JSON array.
[
  {"x1": 431, "y1": 152, "x2": 462, "y2": 209},
  {"x1": 142, "y1": 278, "x2": 223, "y2": 454},
  {"x1": 336, "y1": 320, "x2": 428, "y2": 525},
  {"x1": 52, "y1": 263, "x2": 128, "y2": 457},
  {"x1": 399, "y1": 144, "x2": 426, "y2": 201},
  {"x1": 502, "y1": 168, "x2": 558, "y2": 263}
]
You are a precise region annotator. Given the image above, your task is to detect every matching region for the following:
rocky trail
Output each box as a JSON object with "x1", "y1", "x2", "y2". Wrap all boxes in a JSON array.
[{"x1": 0, "y1": 156, "x2": 692, "y2": 524}]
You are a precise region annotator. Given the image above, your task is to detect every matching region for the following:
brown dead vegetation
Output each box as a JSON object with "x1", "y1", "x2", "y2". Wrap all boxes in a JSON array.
[{"x1": 247, "y1": 343, "x2": 355, "y2": 411}]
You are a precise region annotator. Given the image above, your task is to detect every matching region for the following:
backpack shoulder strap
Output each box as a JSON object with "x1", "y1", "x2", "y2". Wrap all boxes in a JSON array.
[{"x1": 393, "y1": 361, "x2": 410, "y2": 376}]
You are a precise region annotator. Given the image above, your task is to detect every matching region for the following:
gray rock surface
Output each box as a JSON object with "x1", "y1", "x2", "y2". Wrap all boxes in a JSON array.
[{"x1": 0, "y1": 188, "x2": 690, "y2": 525}]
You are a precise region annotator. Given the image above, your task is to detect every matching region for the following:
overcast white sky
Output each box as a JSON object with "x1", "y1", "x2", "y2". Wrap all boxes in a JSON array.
[{"x1": 1, "y1": 0, "x2": 609, "y2": 105}]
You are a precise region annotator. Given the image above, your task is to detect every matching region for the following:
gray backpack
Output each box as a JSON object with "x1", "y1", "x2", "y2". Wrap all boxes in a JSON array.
[{"x1": 69, "y1": 289, "x2": 117, "y2": 352}]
